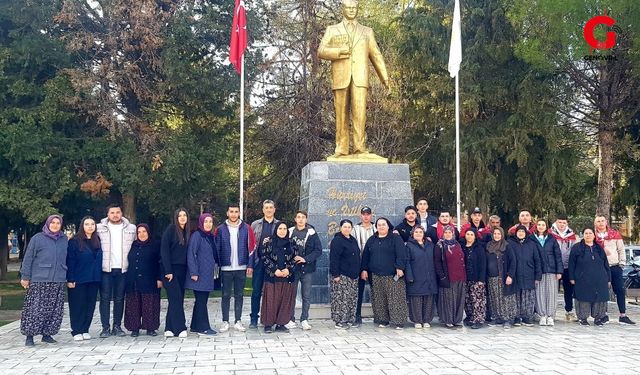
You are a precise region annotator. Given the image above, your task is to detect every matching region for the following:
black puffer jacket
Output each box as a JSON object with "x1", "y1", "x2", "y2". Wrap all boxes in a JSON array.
[{"x1": 531, "y1": 234, "x2": 563, "y2": 274}]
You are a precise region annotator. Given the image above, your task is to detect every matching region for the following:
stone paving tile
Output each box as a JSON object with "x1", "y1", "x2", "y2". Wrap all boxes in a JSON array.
[{"x1": 1, "y1": 297, "x2": 639, "y2": 374}]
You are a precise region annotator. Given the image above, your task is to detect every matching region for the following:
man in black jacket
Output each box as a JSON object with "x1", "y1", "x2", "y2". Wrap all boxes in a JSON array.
[
  {"x1": 287, "y1": 211, "x2": 322, "y2": 330},
  {"x1": 394, "y1": 206, "x2": 420, "y2": 242}
]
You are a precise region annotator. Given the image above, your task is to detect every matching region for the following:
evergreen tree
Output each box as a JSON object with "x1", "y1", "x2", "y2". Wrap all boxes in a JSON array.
[{"x1": 394, "y1": 0, "x2": 594, "y2": 222}]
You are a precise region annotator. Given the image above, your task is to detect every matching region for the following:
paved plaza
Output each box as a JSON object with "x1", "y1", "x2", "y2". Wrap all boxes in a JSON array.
[{"x1": 0, "y1": 297, "x2": 638, "y2": 375}]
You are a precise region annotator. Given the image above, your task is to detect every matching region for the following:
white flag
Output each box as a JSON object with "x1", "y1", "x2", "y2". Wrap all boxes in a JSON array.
[{"x1": 448, "y1": 0, "x2": 462, "y2": 78}]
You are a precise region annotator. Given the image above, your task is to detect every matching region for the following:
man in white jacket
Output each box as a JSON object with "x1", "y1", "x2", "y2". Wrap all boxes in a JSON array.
[{"x1": 96, "y1": 204, "x2": 137, "y2": 337}]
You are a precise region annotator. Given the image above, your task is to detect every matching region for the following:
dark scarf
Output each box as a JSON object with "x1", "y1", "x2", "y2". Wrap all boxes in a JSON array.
[
  {"x1": 272, "y1": 234, "x2": 291, "y2": 250},
  {"x1": 133, "y1": 223, "x2": 151, "y2": 247},
  {"x1": 487, "y1": 227, "x2": 507, "y2": 254},
  {"x1": 272, "y1": 223, "x2": 291, "y2": 252},
  {"x1": 463, "y1": 228, "x2": 479, "y2": 247},
  {"x1": 516, "y1": 224, "x2": 528, "y2": 243},
  {"x1": 441, "y1": 225, "x2": 458, "y2": 247}
]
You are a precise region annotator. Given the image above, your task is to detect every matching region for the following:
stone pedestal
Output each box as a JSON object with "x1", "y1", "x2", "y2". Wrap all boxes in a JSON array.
[{"x1": 299, "y1": 161, "x2": 413, "y2": 303}]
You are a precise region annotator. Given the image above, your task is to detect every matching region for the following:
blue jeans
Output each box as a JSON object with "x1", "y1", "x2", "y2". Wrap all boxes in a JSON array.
[
  {"x1": 610, "y1": 265, "x2": 626, "y2": 314},
  {"x1": 291, "y1": 272, "x2": 313, "y2": 322},
  {"x1": 356, "y1": 277, "x2": 373, "y2": 321},
  {"x1": 100, "y1": 269, "x2": 126, "y2": 329},
  {"x1": 250, "y1": 262, "x2": 265, "y2": 324}
]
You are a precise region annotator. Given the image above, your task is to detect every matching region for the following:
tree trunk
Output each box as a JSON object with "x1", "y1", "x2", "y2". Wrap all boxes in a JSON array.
[
  {"x1": 596, "y1": 129, "x2": 614, "y2": 219},
  {"x1": 0, "y1": 223, "x2": 8, "y2": 281},
  {"x1": 627, "y1": 205, "x2": 636, "y2": 241},
  {"x1": 122, "y1": 192, "x2": 136, "y2": 223}
]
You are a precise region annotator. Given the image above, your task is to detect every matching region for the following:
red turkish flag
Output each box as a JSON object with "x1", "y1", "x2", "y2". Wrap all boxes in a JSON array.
[{"x1": 229, "y1": 0, "x2": 247, "y2": 74}]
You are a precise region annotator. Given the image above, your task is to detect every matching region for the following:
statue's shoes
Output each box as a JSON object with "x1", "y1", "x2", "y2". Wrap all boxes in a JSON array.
[
  {"x1": 329, "y1": 153, "x2": 349, "y2": 158},
  {"x1": 354, "y1": 152, "x2": 387, "y2": 161}
]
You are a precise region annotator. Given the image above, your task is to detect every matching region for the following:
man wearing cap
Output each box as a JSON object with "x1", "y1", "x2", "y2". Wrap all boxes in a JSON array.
[
  {"x1": 394, "y1": 206, "x2": 420, "y2": 242},
  {"x1": 460, "y1": 207, "x2": 490, "y2": 240},
  {"x1": 353, "y1": 206, "x2": 376, "y2": 325}
]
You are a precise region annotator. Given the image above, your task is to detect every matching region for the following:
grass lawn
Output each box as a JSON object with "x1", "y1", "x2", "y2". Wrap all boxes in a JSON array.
[{"x1": 0, "y1": 271, "x2": 25, "y2": 311}]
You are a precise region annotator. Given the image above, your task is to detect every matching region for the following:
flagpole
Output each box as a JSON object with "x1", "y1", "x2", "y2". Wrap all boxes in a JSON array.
[
  {"x1": 448, "y1": 0, "x2": 462, "y2": 231},
  {"x1": 455, "y1": 74, "x2": 461, "y2": 231},
  {"x1": 239, "y1": 54, "x2": 245, "y2": 220}
]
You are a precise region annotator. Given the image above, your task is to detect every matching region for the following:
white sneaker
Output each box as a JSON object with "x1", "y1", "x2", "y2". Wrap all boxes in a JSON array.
[
  {"x1": 233, "y1": 321, "x2": 246, "y2": 332},
  {"x1": 73, "y1": 334, "x2": 84, "y2": 341},
  {"x1": 301, "y1": 320, "x2": 312, "y2": 330},
  {"x1": 82, "y1": 333, "x2": 91, "y2": 340},
  {"x1": 414, "y1": 323, "x2": 423, "y2": 329},
  {"x1": 285, "y1": 320, "x2": 298, "y2": 329},
  {"x1": 164, "y1": 330, "x2": 174, "y2": 337},
  {"x1": 539, "y1": 317, "x2": 547, "y2": 326},
  {"x1": 178, "y1": 330, "x2": 188, "y2": 338},
  {"x1": 423, "y1": 323, "x2": 431, "y2": 328},
  {"x1": 219, "y1": 322, "x2": 230, "y2": 332},
  {"x1": 547, "y1": 317, "x2": 554, "y2": 326}
]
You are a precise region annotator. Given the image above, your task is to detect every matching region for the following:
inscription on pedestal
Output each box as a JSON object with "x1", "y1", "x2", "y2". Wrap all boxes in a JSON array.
[{"x1": 299, "y1": 162, "x2": 413, "y2": 303}]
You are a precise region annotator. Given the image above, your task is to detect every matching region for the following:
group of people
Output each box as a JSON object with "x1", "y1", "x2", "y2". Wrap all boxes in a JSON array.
[
  {"x1": 326, "y1": 201, "x2": 636, "y2": 331},
  {"x1": 18, "y1": 201, "x2": 322, "y2": 346},
  {"x1": 17, "y1": 199, "x2": 636, "y2": 347}
]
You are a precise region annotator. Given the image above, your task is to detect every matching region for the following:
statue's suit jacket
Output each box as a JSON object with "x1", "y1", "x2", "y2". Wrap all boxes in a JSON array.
[{"x1": 318, "y1": 20, "x2": 388, "y2": 90}]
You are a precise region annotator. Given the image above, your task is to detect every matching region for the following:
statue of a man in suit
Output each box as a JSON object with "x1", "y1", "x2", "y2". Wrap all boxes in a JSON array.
[{"x1": 318, "y1": 0, "x2": 390, "y2": 162}]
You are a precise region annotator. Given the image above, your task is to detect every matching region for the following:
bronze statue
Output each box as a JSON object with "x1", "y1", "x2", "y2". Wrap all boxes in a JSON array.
[{"x1": 318, "y1": 0, "x2": 390, "y2": 163}]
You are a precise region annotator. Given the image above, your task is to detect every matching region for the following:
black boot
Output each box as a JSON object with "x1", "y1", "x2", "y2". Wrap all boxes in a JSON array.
[
  {"x1": 99, "y1": 327, "x2": 111, "y2": 338},
  {"x1": 42, "y1": 335, "x2": 57, "y2": 343},
  {"x1": 25, "y1": 336, "x2": 35, "y2": 347},
  {"x1": 111, "y1": 326, "x2": 126, "y2": 337}
]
